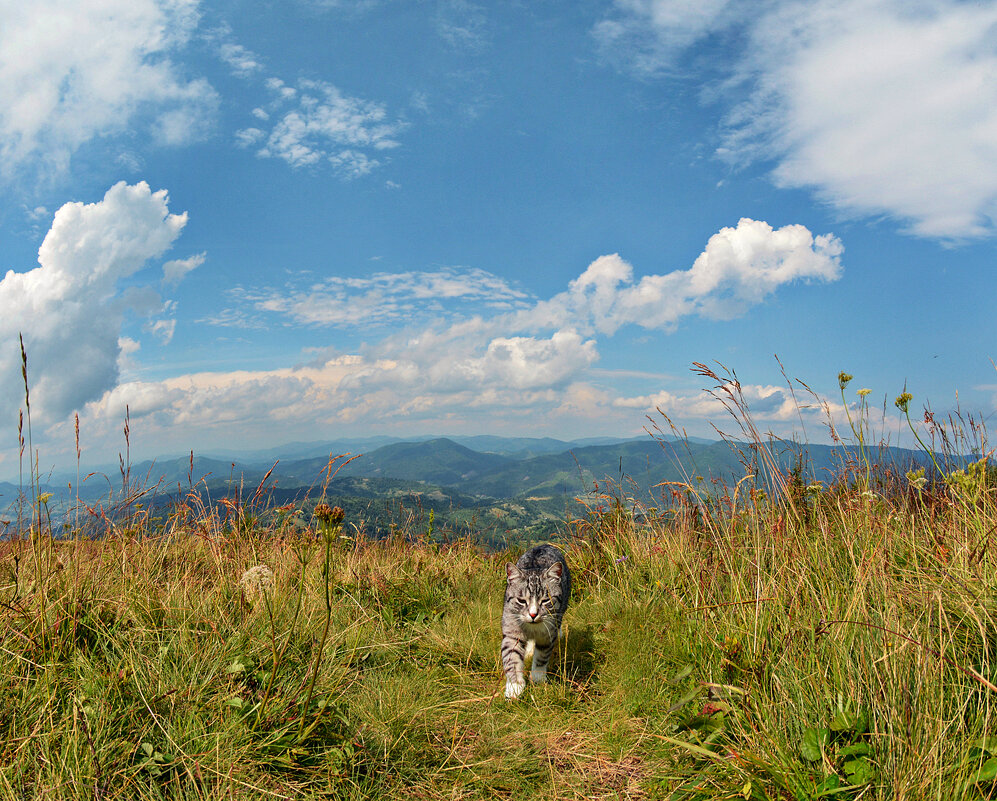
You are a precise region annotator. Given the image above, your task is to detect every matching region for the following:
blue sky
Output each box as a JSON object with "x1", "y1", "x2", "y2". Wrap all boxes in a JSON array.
[{"x1": 1, "y1": 0, "x2": 996, "y2": 472}]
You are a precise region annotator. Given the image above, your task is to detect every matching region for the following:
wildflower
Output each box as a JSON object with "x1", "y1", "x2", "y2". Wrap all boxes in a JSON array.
[
  {"x1": 856, "y1": 388, "x2": 872, "y2": 397},
  {"x1": 38, "y1": 492, "x2": 52, "y2": 505},
  {"x1": 894, "y1": 392, "x2": 913, "y2": 414},
  {"x1": 838, "y1": 372, "x2": 853, "y2": 390},
  {"x1": 906, "y1": 468, "x2": 927, "y2": 490},
  {"x1": 240, "y1": 564, "x2": 274, "y2": 604}
]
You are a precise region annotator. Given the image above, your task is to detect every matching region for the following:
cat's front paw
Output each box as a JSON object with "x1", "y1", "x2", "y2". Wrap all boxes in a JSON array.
[
  {"x1": 530, "y1": 666, "x2": 547, "y2": 684},
  {"x1": 505, "y1": 680, "x2": 526, "y2": 699}
]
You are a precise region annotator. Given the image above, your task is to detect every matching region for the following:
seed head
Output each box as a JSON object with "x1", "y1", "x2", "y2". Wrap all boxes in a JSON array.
[
  {"x1": 314, "y1": 504, "x2": 345, "y2": 526},
  {"x1": 239, "y1": 564, "x2": 274, "y2": 604},
  {"x1": 837, "y1": 372, "x2": 853, "y2": 390}
]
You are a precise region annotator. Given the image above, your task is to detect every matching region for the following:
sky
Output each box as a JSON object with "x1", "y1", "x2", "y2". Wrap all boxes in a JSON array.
[{"x1": 1, "y1": 0, "x2": 996, "y2": 475}]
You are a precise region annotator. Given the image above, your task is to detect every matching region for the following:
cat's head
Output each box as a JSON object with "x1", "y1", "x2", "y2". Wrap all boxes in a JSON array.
[{"x1": 505, "y1": 561, "x2": 563, "y2": 624}]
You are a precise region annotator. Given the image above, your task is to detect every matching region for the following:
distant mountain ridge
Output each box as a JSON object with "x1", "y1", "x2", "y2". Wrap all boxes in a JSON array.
[{"x1": 1, "y1": 433, "x2": 947, "y2": 529}]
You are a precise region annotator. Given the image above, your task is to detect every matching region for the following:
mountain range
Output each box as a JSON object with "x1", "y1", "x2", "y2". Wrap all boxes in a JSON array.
[{"x1": 2, "y1": 433, "x2": 940, "y2": 535}]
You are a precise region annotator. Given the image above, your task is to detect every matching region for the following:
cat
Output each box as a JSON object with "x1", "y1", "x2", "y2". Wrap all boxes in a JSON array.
[{"x1": 501, "y1": 544, "x2": 571, "y2": 699}]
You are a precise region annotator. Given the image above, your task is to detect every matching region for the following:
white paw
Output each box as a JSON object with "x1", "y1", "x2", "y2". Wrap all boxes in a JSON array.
[
  {"x1": 531, "y1": 667, "x2": 547, "y2": 684},
  {"x1": 505, "y1": 680, "x2": 526, "y2": 699}
]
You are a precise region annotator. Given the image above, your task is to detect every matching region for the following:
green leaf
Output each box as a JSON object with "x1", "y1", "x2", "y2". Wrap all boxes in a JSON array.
[
  {"x1": 814, "y1": 774, "x2": 841, "y2": 793},
  {"x1": 842, "y1": 757, "x2": 876, "y2": 784},
  {"x1": 829, "y1": 709, "x2": 855, "y2": 732},
  {"x1": 800, "y1": 728, "x2": 831, "y2": 762},
  {"x1": 837, "y1": 742, "x2": 871, "y2": 759},
  {"x1": 140, "y1": 742, "x2": 154, "y2": 757},
  {"x1": 830, "y1": 706, "x2": 868, "y2": 734},
  {"x1": 226, "y1": 658, "x2": 249, "y2": 675},
  {"x1": 670, "y1": 685, "x2": 704, "y2": 712},
  {"x1": 970, "y1": 757, "x2": 997, "y2": 785},
  {"x1": 971, "y1": 737, "x2": 997, "y2": 756},
  {"x1": 671, "y1": 663, "x2": 694, "y2": 683}
]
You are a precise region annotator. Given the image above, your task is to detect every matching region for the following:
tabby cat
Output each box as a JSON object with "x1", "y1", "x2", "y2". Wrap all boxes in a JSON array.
[{"x1": 501, "y1": 544, "x2": 571, "y2": 699}]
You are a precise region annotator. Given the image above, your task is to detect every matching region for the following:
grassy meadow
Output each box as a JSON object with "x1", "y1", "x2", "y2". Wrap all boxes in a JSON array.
[{"x1": 3, "y1": 376, "x2": 997, "y2": 799}]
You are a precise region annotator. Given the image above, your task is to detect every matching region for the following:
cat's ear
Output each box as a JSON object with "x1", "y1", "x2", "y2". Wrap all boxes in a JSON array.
[
  {"x1": 506, "y1": 563, "x2": 521, "y2": 580},
  {"x1": 546, "y1": 562, "x2": 562, "y2": 579}
]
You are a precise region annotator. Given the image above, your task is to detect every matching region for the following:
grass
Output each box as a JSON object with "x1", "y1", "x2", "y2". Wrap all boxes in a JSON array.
[
  {"x1": 4, "y1": 461, "x2": 997, "y2": 800},
  {"x1": 4, "y1": 364, "x2": 997, "y2": 798}
]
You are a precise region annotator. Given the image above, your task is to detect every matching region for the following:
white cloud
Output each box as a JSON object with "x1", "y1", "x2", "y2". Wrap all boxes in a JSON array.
[
  {"x1": 0, "y1": 0, "x2": 217, "y2": 177},
  {"x1": 213, "y1": 266, "x2": 532, "y2": 328},
  {"x1": 248, "y1": 78, "x2": 406, "y2": 176},
  {"x1": 73, "y1": 328, "x2": 598, "y2": 443},
  {"x1": 724, "y1": 0, "x2": 997, "y2": 238},
  {"x1": 234, "y1": 128, "x2": 266, "y2": 148},
  {"x1": 162, "y1": 252, "x2": 206, "y2": 285},
  {"x1": 614, "y1": 384, "x2": 801, "y2": 420},
  {"x1": 518, "y1": 218, "x2": 842, "y2": 334},
  {"x1": 218, "y1": 42, "x2": 263, "y2": 77},
  {"x1": 420, "y1": 330, "x2": 598, "y2": 392},
  {"x1": 598, "y1": 0, "x2": 997, "y2": 239},
  {"x1": 594, "y1": 0, "x2": 738, "y2": 75},
  {"x1": 0, "y1": 182, "x2": 188, "y2": 424},
  {"x1": 148, "y1": 318, "x2": 178, "y2": 344}
]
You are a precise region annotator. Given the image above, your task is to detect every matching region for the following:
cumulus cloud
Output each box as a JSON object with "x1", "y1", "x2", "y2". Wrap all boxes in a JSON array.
[
  {"x1": 0, "y1": 0, "x2": 217, "y2": 176},
  {"x1": 410, "y1": 329, "x2": 598, "y2": 393},
  {"x1": 598, "y1": 0, "x2": 997, "y2": 239},
  {"x1": 74, "y1": 329, "x2": 598, "y2": 443},
  {"x1": 614, "y1": 384, "x2": 802, "y2": 420},
  {"x1": 238, "y1": 78, "x2": 406, "y2": 177},
  {"x1": 519, "y1": 218, "x2": 842, "y2": 334},
  {"x1": 0, "y1": 182, "x2": 188, "y2": 425}
]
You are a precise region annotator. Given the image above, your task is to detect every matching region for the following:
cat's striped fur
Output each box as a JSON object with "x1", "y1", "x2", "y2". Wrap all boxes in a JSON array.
[{"x1": 501, "y1": 544, "x2": 571, "y2": 699}]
